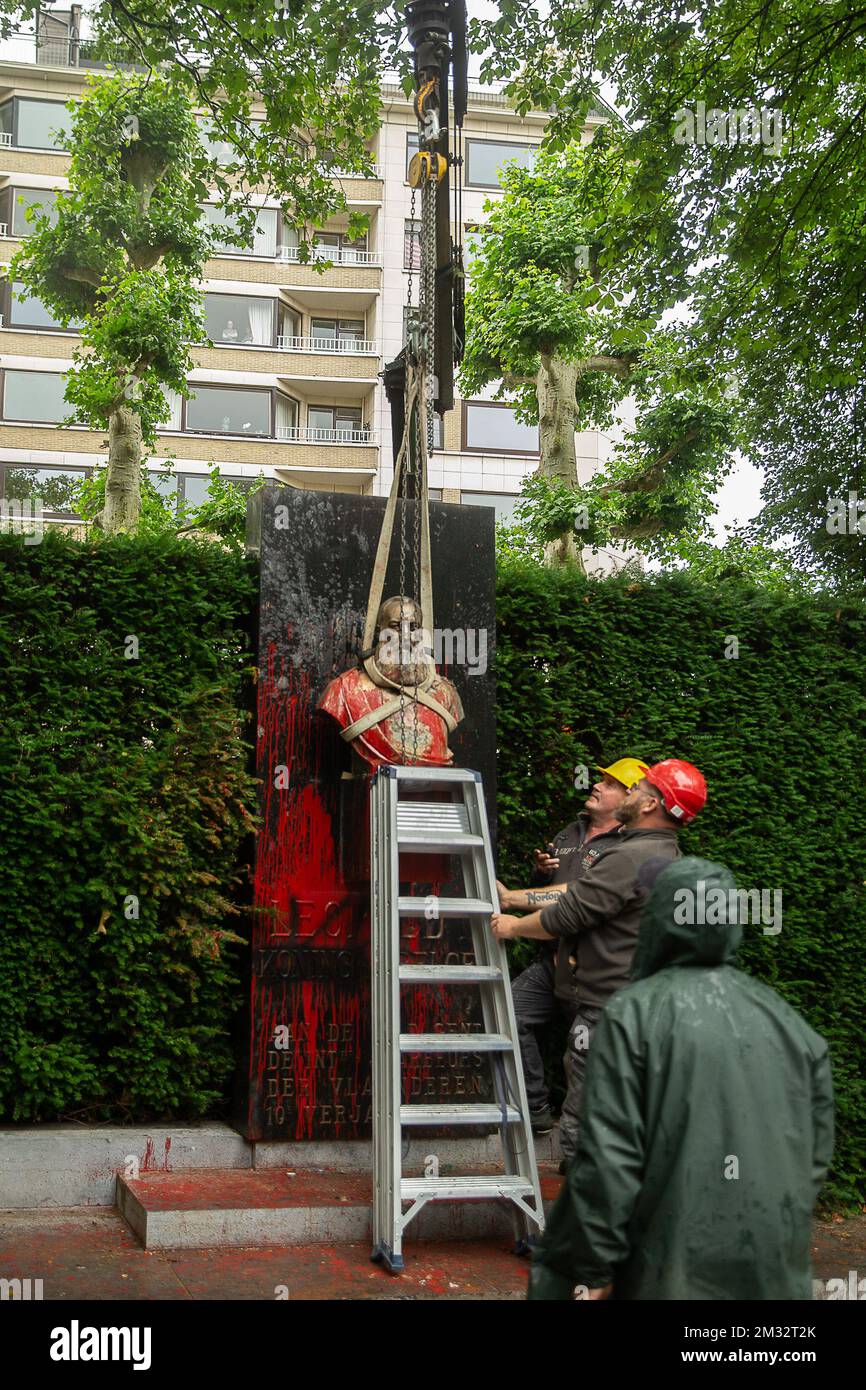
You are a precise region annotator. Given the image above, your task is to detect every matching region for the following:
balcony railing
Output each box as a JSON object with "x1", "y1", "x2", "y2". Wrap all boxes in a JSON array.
[
  {"x1": 276, "y1": 425, "x2": 374, "y2": 445},
  {"x1": 276, "y1": 334, "x2": 378, "y2": 355},
  {"x1": 0, "y1": 225, "x2": 7, "y2": 238},
  {"x1": 277, "y1": 245, "x2": 381, "y2": 266},
  {"x1": 0, "y1": 133, "x2": 12, "y2": 147},
  {"x1": 329, "y1": 166, "x2": 383, "y2": 181}
]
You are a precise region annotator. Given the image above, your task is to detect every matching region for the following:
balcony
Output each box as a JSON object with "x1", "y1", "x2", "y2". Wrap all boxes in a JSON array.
[
  {"x1": 276, "y1": 426, "x2": 374, "y2": 445},
  {"x1": 277, "y1": 245, "x2": 381, "y2": 267},
  {"x1": 276, "y1": 334, "x2": 378, "y2": 356}
]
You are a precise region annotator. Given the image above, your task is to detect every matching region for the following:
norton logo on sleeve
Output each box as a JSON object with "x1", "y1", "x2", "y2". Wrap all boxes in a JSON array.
[{"x1": 50, "y1": 1321, "x2": 152, "y2": 1371}]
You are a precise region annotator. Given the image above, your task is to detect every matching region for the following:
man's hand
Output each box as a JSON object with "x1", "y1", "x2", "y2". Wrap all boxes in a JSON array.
[
  {"x1": 534, "y1": 846, "x2": 560, "y2": 874},
  {"x1": 495, "y1": 879, "x2": 513, "y2": 911},
  {"x1": 490, "y1": 913, "x2": 522, "y2": 940},
  {"x1": 585, "y1": 1283, "x2": 614, "y2": 1301}
]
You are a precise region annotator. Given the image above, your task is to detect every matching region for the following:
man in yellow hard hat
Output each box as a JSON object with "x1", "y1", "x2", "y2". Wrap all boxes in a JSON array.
[{"x1": 496, "y1": 757, "x2": 649, "y2": 1144}]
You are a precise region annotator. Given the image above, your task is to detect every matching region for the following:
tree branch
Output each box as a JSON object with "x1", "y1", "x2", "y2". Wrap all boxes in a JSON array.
[
  {"x1": 574, "y1": 352, "x2": 639, "y2": 380},
  {"x1": 502, "y1": 370, "x2": 538, "y2": 389},
  {"x1": 62, "y1": 266, "x2": 103, "y2": 289},
  {"x1": 596, "y1": 427, "x2": 701, "y2": 497}
]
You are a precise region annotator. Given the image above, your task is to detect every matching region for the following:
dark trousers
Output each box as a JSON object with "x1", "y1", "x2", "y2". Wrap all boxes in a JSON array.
[
  {"x1": 512, "y1": 952, "x2": 577, "y2": 1116},
  {"x1": 559, "y1": 1003, "x2": 604, "y2": 1163}
]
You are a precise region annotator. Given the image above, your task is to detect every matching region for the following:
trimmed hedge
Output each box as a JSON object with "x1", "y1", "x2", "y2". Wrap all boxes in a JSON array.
[
  {"x1": 496, "y1": 559, "x2": 866, "y2": 1209},
  {"x1": 0, "y1": 533, "x2": 257, "y2": 1122},
  {"x1": 1, "y1": 535, "x2": 862, "y2": 1207}
]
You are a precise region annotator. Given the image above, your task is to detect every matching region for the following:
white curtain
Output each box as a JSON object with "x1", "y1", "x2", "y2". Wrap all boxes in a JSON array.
[
  {"x1": 247, "y1": 298, "x2": 273, "y2": 345},
  {"x1": 160, "y1": 389, "x2": 182, "y2": 430},
  {"x1": 276, "y1": 394, "x2": 296, "y2": 435},
  {"x1": 253, "y1": 209, "x2": 278, "y2": 258}
]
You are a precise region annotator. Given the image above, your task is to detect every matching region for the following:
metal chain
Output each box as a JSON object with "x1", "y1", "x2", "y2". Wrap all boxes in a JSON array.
[{"x1": 421, "y1": 172, "x2": 437, "y2": 453}]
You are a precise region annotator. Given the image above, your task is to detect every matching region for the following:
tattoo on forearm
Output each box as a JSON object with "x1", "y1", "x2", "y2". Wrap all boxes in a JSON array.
[{"x1": 526, "y1": 891, "x2": 559, "y2": 905}]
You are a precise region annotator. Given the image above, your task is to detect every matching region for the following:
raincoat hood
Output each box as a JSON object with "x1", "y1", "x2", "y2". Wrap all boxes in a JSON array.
[{"x1": 631, "y1": 855, "x2": 742, "y2": 980}]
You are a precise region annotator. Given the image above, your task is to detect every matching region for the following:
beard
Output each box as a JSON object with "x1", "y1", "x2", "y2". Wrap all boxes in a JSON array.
[
  {"x1": 377, "y1": 652, "x2": 433, "y2": 687},
  {"x1": 614, "y1": 795, "x2": 642, "y2": 826}
]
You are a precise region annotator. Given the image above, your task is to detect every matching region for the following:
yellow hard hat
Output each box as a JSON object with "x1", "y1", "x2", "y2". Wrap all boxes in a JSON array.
[{"x1": 596, "y1": 757, "x2": 650, "y2": 789}]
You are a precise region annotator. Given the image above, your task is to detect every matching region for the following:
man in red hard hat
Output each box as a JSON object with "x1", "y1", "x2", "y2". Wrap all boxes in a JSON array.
[
  {"x1": 492, "y1": 757, "x2": 707, "y2": 1168},
  {"x1": 496, "y1": 758, "x2": 650, "y2": 1139}
]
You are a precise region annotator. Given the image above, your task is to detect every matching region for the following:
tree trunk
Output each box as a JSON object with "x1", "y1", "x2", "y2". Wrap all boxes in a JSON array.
[
  {"x1": 537, "y1": 351, "x2": 579, "y2": 484},
  {"x1": 101, "y1": 405, "x2": 142, "y2": 534},
  {"x1": 536, "y1": 351, "x2": 585, "y2": 569}
]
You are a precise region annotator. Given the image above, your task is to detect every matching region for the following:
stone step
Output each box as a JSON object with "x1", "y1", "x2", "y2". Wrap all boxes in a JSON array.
[{"x1": 117, "y1": 1165, "x2": 562, "y2": 1251}]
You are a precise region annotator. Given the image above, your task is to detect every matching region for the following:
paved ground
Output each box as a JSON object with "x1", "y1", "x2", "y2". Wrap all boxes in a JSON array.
[
  {"x1": 0, "y1": 1209, "x2": 530, "y2": 1299},
  {"x1": 2, "y1": 1208, "x2": 864, "y2": 1300}
]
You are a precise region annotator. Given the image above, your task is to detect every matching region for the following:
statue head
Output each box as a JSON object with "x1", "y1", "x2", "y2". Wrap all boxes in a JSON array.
[{"x1": 375, "y1": 595, "x2": 432, "y2": 687}]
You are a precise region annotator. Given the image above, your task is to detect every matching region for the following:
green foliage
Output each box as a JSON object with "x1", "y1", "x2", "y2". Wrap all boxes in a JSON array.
[
  {"x1": 0, "y1": 2, "x2": 384, "y2": 237},
  {"x1": 472, "y1": 0, "x2": 866, "y2": 587},
  {"x1": 0, "y1": 531, "x2": 258, "y2": 1121},
  {"x1": 461, "y1": 139, "x2": 668, "y2": 400},
  {"x1": 461, "y1": 140, "x2": 738, "y2": 553},
  {"x1": 10, "y1": 73, "x2": 212, "y2": 445},
  {"x1": 1, "y1": 529, "x2": 859, "y2": 1207},
  {"x1": 496, "y1": 561, "x2": 866, "y2": 1208},
  {"x1": 76, "y1": 463, "x2": 266, "y2": 550}
]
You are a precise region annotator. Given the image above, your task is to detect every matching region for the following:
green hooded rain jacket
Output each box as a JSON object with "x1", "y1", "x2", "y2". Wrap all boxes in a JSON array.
[{"x1": 527, "y1": 856, "x2": 834, "y2": 1300}]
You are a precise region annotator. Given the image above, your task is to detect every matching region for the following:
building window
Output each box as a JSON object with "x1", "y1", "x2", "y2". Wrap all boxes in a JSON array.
[
  {"x1": 184, "y1": 385, "x2": 272, "y2": 436},
  {"x1": 0, "y1": 187, "x2": 59, "y2": 237},
  {"x1": 465, "y1": 140, "x2": 537, "y2": 188},
  {"x1": 312, "y1": 231, "x2": 368, "y2": 263},
  {"x1": 179, "y1": 472, "x2": 260, "y2": 508},
  {"x1": 0, "y1": 98, "x2": 70, "y2": 151},
  {"x1": 404, "y1": 218, "x2": 422, "y2": 270},
  {"x1": 147, "y1": 469, "x2": 260, "y2": 510},
  {"x1": 197, "y1": 116, "x2": 263, "y2": 166},
  {"x1": 0, "y1": 462, "x2": 87, "y2": 518},
  {"x1": 276, "y1": 394, "x2": 298, "y2": 435},
  {"x1": 406, "y1": 132, "x2": 420, "y2": 177},
  {"x1": 1, "y1": 369, "x2": 68, "y2": 423},
  {"x1": 308, "y1": 404, "x2": 366, "y2": 440},
  {"x1": 200, "y1": 203, "x2": 278, "y2": 258},
  {"x1": 5, "y1": 281, "x2": 79, "y2": 332},
  {"x1": 310, "y1": 318, "x2": 366, "y2": 348},
  {"x1": 202, "y1": 293, "x2": 275, "y2": 346},
  {"x1": 148, "y1": 468, "x2": 178, "y2": 501},
  {"x1": 463, "y1": 401, "x2": 539, "y2": 453},
  {"x1": 461, "y1": 491, "x2": 519, "y2": 523}
]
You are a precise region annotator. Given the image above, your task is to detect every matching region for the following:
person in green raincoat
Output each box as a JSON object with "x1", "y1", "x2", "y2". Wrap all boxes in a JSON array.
[{"x1": 528, "y1": 856, "x2": 834, "y2": 1301}]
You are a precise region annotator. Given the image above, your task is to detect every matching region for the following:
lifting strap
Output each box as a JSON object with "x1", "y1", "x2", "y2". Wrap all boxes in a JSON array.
[{"x1": 351, "y1": 358, "x2": 440, "y2": 743}]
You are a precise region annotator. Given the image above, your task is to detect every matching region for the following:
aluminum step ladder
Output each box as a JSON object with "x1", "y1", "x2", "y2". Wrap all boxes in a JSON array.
[{"x1": 370, "y1": 764, "x2": 545, "y2": 1273}]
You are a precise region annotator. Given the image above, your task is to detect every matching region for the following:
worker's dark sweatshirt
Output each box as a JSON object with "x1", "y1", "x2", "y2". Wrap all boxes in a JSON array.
[
  {"x1": 536, "y1": 815, "x2": 624, "y2": 1002},
  {"x1": 540, "y1": 827, "x2": 680, "y2": 1007}
]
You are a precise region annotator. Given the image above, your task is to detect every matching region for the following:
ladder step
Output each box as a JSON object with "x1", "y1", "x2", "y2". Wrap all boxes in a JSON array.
[
  {"x1": 397, "y1": 832, "x2": 484, "y2": 851},
  {"x1": 387, "y1": 766, "x2": 479, "y2": 784},
  {"x1": 401, "y1": 1175, "x2": 536, "y2": 1201},
  {"x1": 400, "y1": 1104, "x2": 521, "y2": 1126},
  {"x1": 399, "y1": 964, "x2": 502, "y2": 983},
  {"x1": 397, "y1": 897, "x2": 493, "y2": 918},
  {"x1": 400, "y1": 1032, "x2": 513, "y2": 1053}
]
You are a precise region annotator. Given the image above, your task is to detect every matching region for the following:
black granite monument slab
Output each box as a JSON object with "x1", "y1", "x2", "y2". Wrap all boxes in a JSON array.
[{"x1": 234, "y1": 485, "x2": 497, "y2": 1142}]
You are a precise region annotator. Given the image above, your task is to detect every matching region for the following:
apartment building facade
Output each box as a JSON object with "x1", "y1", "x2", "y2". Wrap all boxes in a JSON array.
[{"x1": 0, "y1": 38, "x2": 625, "y2": 549}]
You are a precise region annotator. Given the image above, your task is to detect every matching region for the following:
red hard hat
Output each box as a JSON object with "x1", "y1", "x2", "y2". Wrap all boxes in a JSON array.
[{"x1": 644, "y1": 759, "x2": 707, "y2": 824}]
